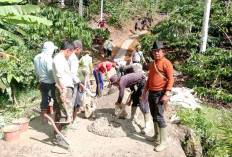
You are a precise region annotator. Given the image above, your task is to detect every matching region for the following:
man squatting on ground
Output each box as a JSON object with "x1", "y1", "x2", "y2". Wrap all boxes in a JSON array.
[
  {"x1": 142, "y1": 41, "x2": 174, "y2": 152},
  {"x1": 67, "y1": 40, "x2": 86, "y2": 125},
  {"x1": 110, "y1": 73, "x2": 152, "y2": 134},
  {"x1": 33, "y1": 41, "x2": 58, "y2": 123},
  {"x1": 93, "y1": 61, "x2": 117, "y2": 97},
  {"x1": 52, "y1": 41, "x2": 75, "y2": 145}
]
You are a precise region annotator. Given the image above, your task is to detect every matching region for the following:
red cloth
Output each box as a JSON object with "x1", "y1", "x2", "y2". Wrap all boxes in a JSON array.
[
  {"x1": 145, "y1": 57, "x2": 174, "y2": 91},
  {"x1": 99, "y1": 21, "x2": 104, "y2": 28},
  {"x1": 95, "y1": 61, "x2": 112, "y2": 73}
]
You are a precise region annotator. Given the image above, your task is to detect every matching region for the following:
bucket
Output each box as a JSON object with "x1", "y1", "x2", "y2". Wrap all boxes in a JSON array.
[
  {"x1": 18, "y1": 118, "x2": 30, "y2": 132},
  {"x1": 2, "y1": 125, "x2": 20, "y2": 142},
  {"x1": 12, "y1": 119, "x2": 22, "y2": 133}
]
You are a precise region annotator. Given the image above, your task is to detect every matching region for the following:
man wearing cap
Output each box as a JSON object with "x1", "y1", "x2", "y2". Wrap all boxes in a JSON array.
[
  {"x1": 52, "y1": 41, "x2": 75, "y2": 147},
  {"x1": 110, "y1": 73, "x2": 152, "y2": 133},
  {"x1": 80, "y1": 50, "x2": 93, "y2": 89},
  {"x1": 33, "y1": 41, "x2": 58, "y2": 123},
  {"x1": 93, "y1": 61, "x2": 117, "y2": 97},
  {"x1": 131, "y1": 45, "x2": 147, "y2": 65},
  {"x1": 67, "y1": 40, "x2": 86, "y2": 124},
  {"x1": 142, "y1": 41, "x2": 174, "y2": 152}
]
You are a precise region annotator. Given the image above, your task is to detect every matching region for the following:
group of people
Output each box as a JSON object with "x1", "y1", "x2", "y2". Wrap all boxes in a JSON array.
[
  {"x1": 109, "y1": 41, "x2": 174, "y2": 152},
  {"x1": 34, "y1": 40, "x2": 94, "y2": 146},
  {"x1": 34, "y1": 39, "x2": 174, "y2": 152},
  {"x1": 135, "y1": 17, "x2": 153, "y2": 33}
]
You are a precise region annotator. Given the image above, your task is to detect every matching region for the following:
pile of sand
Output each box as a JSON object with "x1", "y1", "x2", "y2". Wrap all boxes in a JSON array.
[{"x1": 87, "y1": 113, "x2": 140, "y2": 138}]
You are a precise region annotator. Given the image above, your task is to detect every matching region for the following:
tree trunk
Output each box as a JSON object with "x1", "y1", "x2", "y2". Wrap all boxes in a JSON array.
[
  {"x1": 100, "y1": 0, "x2": 103, "y2": 21},
  {"x1": 61, "y1": 0, "x2": 65, "y2": 8},
  {"x1": 200, "y1": 0, "x2": 211, "y2": 52},
  {"x1": 12, "y1": 85, "x2": 18, "y2": 106},
  {"x1": 79, "y1": 0, "x2": 83, "y2": 17}
]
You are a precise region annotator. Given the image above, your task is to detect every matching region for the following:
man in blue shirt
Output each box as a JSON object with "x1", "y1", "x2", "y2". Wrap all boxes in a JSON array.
[{"x1": 34, "y1": 41, "x2": 58, "y2": 123}]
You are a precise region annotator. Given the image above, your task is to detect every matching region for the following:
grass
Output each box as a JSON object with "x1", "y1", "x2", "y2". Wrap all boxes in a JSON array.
[{"x1": 176, "y1": 103, "x2": 232, "y2": 157}]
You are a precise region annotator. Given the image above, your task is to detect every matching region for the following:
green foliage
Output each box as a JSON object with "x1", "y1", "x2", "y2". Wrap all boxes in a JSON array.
[
  {"x1": 27, "y1": 7, "x2": 92, "y2": 48},
  {"x1": 182, "y1": 48, "x2": 232, "y2": 102},
  {"x1": 177, "y1": 105, "x2": 232, "y2": 156},
  {"x1": 0, "y1": 0, "x2": 22, "y2": 3},
  {"x1": 92, "y1": 28, "x2": 110, "y2": 41},
  {"x1": 0, "y1": 47, "x2": 37, "y2": 100},
  {"x1": 0, "y1": 6, "x2": 94, "y2": 102},
  {"x1": 139, "y1": 0, "x2": 232, "y2": 103}
]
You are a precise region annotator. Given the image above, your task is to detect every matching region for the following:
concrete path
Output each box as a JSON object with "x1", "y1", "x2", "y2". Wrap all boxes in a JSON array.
[{"x1": 114, "y1": 30, "x2": 148, "y2": 61}]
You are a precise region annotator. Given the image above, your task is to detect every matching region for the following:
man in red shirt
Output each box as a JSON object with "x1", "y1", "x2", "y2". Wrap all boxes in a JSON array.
[{"x1": 142, "y1": 41, "x2": 174, "y2": 152}]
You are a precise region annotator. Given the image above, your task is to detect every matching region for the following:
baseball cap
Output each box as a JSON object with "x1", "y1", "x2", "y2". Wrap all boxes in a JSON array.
[
  {"x1": 110, "y1": 75, "x2": 119, "y2": 84},
  {"x1": 137, "y1": 45, "x2": 141, "y2": 48},
  {"x1": 84, "y1": 50, "x2": 89, "y2": 54},
  {"x1": 73, "y1": 40, "x2": 82, "y2": 48}
]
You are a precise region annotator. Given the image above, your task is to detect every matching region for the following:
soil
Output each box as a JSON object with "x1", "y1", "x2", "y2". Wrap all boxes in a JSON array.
[
  {"x1": 0, "y1": 88, "x2": 186, "y2": 157},
  {"x1": 0, "y1": 14, "x2": 186, "y2": 157}
]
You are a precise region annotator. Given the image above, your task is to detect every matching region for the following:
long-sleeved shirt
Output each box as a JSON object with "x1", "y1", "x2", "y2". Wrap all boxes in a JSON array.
[
  {"x1": 33, "y1": 52, "x2": 55, "y2": 84},
  {"x1": 67, "y1": 53, "x2": 80, "y2": 84},
  {"x1": 145, "y1": 57, "x2": 174, "y2": 91},
  {"x1": 53, "y1": 53, "x2": 73, "y2": 88},
  {"x1": 131, "y1": 50, "x2": 146, "y2": 63},
  {"x1": 118, "y1": 73, "x2": 144, "y2": 104}
]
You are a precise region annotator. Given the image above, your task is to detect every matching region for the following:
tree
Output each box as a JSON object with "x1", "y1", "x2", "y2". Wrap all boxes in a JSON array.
[
  {"x1": 200, "y1": 0, "x2": 211, "y2": 52},
  {"x1": 79, "y1": 0, "x2": 83, "y2": 17}
]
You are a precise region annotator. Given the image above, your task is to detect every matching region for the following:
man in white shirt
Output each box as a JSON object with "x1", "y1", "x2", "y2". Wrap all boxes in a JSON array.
[
  {"x1": 131, "y1": 45, "x2": 147, "y2": 65},
  {"x1": 67, "y1": 40, "x2": 86, "y2": 124},
  {"x1": 52, "y1": 41, "x2": 74, "y2": 147}
]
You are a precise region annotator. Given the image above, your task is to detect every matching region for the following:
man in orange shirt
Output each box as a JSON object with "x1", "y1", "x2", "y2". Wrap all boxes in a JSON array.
[{"x1": 142, "y1": 41, "x2": 174, "y2": 152}]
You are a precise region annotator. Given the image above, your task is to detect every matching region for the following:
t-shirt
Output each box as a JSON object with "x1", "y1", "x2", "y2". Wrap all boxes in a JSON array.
[
  {"x1": 80, "y1": 55, "x2": 93, "y2": 73},
  {"x1": 95, "y1": 61, "x2": 112, "y2": 73}
]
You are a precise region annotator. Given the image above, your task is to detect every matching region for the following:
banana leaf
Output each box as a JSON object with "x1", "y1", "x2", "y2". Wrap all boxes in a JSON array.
[
  {"x1": 0, "y1": 0, "x2": 22, "y2": 3},
  {"x1": 4, "y1": 15, "x2": 52, "y2": 26},
  {"x1": 0, "y1": 5, "x2": 40, "y2": 16},
  {"x1": 0, "y1": 28, "x2": 24, "y2": 45}
]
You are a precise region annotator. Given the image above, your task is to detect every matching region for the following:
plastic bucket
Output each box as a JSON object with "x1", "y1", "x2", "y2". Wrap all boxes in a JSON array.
[
  {"x1": 12, "y1": 119, "x2": 22, "y2": 133},
  {"x1": 18, "y1": 118, "x2": 30, "y2": 132},
  {"x1": 2, "y1": 125, "x2": 20, "y2": 142}
]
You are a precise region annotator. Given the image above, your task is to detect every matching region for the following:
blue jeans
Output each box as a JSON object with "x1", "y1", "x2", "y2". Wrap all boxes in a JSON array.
[{"x1": 93, "y1": 70, "x2": 103, "y2": 96}]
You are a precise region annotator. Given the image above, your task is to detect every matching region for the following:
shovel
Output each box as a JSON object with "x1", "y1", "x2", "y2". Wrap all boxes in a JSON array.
[{"x1": 115, "y1": 91, "x2": 132, "y2": 119}]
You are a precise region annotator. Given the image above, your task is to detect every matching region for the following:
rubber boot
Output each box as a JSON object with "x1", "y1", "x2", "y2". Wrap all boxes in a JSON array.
[
  {"x1": 131, "y1": 106, "x2": 139, "y2": 123},
  {"x1": 154, "y1": 127, "x2": 168, "y2": 152},
  {"x1": 146, "y1": 122, "x2": 160, "y2": 142},
  {"x1": 141, "y1": 113, "x2": 152, "y2": 135}
]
